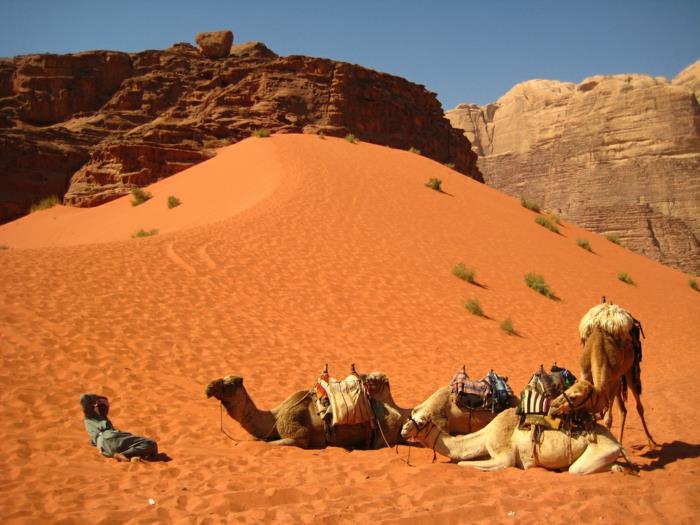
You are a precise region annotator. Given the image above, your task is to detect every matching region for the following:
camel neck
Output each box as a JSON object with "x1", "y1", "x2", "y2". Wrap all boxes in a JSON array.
[
  {"x1": 420, "y1": 425, "x2": 462, "y2": 462},
  {"x1": 222, "y1": 389, "x2": 277, "y2": 440}
]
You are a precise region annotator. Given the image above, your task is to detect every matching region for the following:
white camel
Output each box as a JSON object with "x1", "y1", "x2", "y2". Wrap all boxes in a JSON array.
[{"x1": 401, "y1": 408, "x2": 628, "y2": 474}]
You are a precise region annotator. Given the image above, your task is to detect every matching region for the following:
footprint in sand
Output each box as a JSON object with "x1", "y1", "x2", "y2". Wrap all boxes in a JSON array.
[
  {"x1": 166, "y1": 243, "x2": 197, "y2": 276},
  {"x1": 198, "y1": 243, "x2": 217, "y2": 270}
]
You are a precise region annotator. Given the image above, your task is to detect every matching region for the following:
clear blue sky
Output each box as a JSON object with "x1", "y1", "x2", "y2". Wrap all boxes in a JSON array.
[{"x1": 1, "y1": 0, "x2": 698, "y2": 108}]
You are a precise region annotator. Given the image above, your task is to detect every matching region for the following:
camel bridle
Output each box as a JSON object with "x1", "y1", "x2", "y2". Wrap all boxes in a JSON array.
[{"x1": 406, "y1": 416, "x2": 442, "y2": 463}]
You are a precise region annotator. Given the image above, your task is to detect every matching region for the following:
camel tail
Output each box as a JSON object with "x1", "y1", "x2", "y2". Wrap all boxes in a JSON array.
[{"x1": 579, "y1": 303, "x2": 634, "y2": 342}]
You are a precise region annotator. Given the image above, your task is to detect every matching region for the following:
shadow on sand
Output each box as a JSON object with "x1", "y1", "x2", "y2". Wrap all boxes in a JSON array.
[{"x1": 638, "y1": 441, "x2": 700, "y2": 471}]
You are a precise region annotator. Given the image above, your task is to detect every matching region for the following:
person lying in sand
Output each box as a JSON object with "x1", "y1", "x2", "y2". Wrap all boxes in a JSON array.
[{"x1": 80, "y1": 394, "x2": 158, "y2": 462}]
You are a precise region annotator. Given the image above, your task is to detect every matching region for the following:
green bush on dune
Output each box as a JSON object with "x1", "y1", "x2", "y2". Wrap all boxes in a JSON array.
[
  {"x1": 500, "y1": 317, "x2": 517, "y2": 335},
  {"x1": 452, "y1": 263, "x2": 476, "y2": 283},
  {"x1": 425, "y1": 178, "x2": 442, "y2": 192},
  {"x1": 465, "y1": 298, "x2": 484, "y2": 317},
  {"x1": 576, "y1": 238, "x2": 592, "y2": 252},
  {"x1": 617, "y1": 272, "x2": 635, "y2": 286},
  {"x1": 167, "y1": 196, "x2": 181, "y2": 209},
  {"x1": 131, "y1": 188, "x2": 153, "y2": 207},
  {"x1": 133, "y1": 229, "x2": 159, "y2": 238},
  {"x1": 30, "y1": 195, "x2": 60, "y2": 213},
  {"x1": 524, "y1": 272, "x2": 556, "y2": 299}
]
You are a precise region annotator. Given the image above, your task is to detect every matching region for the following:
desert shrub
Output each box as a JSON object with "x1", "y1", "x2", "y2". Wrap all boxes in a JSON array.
[
  {"x1": 131, "y1": 188, "x2": 152, "y2": 207},
  {"x1": 251, "y1": 128, "x2": 271, "y2": 138},
  {"x1": 425, "y1": 178, "x2": 442, "y2": 191},
  {"x1": 444, "y1": 162, "x2": 456, "y2": 169},
  {"x1": 520, "y1": 197, "x2": 540, "y2": 213},
  {"x1": 133, "y1": 228, "x2": 159, "y2": 238},
  {"x1": 465, "y1": 298, "x2": 484, "y2": 317},
  {"x1": 689, "y1": 278, "x2": 699, "y2": 291},
  {"x1": 576, "y1": 238, "x2": 592, "y2": 252},
  {"x1": 408, "y1": 147, "x2": 421, "y2": 155},
  {"x1": 617, "y1": 272, "x2": 635, "y2": 285},
  {"x1": 500, "y1": 317, "x2": 516, "y2": 335},
  {"x1": 167, "y1": 196, "x2": 181, "y2": 209},
  {"x1": 547, "y1": 212, "x2": 561, "y2": 225},
  {"x1": 535, "y1": 215, "x2": 560, "y2": 234},
  {"x1": 605, "y1": 234, "x2": 621, "y2": 245},
  {"x1": 345, "y1": 133, "x2": 359, "y2": 144},
  {"x1": 0, "y1": 245, "x2": 8, "y2": 250},
  {"x1": 452, "y1": 263, "x2": 476, "y2": 283},
  {"x1": 202, "y1": 138, "x2": 223, "y2": 148},
  {"x1": 524, "y1": 272, "x2": 555, "y2": 299},
  {"x1": 29, "y1": 195, "x2": 60, "y2": 213}
]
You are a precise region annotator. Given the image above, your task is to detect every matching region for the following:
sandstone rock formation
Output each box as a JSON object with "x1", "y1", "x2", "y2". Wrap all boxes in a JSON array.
[
  {"x1": 195, "y1": 30, "x2": 234, "y2": 58},
  {"x1": 0, "y1": 34, "x2": 480, "y2": 222},
  {"x1": 447, "y1": 64, "x2": 700, "y2": 274}
]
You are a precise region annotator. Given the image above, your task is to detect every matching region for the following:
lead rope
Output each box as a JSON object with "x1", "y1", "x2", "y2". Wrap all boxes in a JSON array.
[
  {"x1": 367, "y1": 395, "x2": 413, "y2": 466},
  {"x1": 219, "y1": 402, "x2": 240, "y2": 445}
]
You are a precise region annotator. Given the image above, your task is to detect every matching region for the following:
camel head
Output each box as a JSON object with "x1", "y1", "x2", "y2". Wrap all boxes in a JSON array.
[
  {"x1": 205, "y1": 376, "x2": 245, "y2": 401},
  {"x1": 363, "y1": 372, "x2": 390, "y2": 400},
  {"x1": 401, "y1": 412, "x2": 431, "y2": 441},
  {"x1": 548, "y1": 380, "x2": 597, "y2": 417}
]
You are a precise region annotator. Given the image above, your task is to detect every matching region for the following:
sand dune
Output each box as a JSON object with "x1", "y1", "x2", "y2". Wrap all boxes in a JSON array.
[{"x1": 0, "y1": 134, "x2": 698, "y2": 524}]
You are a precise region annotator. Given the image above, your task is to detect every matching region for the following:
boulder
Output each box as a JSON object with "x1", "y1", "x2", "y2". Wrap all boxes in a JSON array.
[{"x1": 195, "y1": 30, "x2": 234, "y2": 58}]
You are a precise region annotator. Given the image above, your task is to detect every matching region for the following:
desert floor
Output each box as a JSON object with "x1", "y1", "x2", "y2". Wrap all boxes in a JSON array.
[{"x1": 1, "y1": 135, "x2": 698, "y2": 524}]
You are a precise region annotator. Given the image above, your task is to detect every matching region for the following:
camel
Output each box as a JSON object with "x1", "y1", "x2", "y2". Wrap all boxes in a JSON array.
[
  {"x1": 570, "y1": 302, "x2": 656, "y2": 447},
  {"x1": 401, "y1": 408, "x2": 627, "y2": 474},
  {"x1": 363, "y1": 372, "x2": 413, "y2": 446},
  {"x1": 205, "y1": 373, "x2": 408, "y2": 449},
  {"x1": 411, "y1": 383, "x2": 519, "y2": 436}
]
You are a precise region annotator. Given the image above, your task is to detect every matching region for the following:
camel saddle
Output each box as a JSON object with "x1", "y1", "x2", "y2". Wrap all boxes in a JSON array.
[
  {"x1": 315, "y1": 373, "x2": 374, "y2": 428},
  {"x1": 450, "y1": 367, "x2": 514, "y2": 413},
  {"x1": 518, "y1": 363, "x2": 592, "y2": 433}
]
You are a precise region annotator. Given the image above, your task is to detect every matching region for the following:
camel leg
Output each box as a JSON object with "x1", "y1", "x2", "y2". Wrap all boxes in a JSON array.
[
  {"x1": 615, "y1": 391, "x2": 628, "y2": 444},
  {"x1": 568, "y1": 440, "x2": 622, "y2": 475},
  {"x1": 627, "y1": 382, "x2": 658, "y2": 448},
  {"x1": 457, "y1": 455, "x2": 511, "y2": 472},
  {"x1": 268, "y1": 437, "x2": 308, "y2": 447},
  {"x1": 603, "y1": 400, "x2": 613, "y2": 430}
]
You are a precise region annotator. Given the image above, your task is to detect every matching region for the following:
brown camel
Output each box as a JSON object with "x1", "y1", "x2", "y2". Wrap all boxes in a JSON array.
[
  {"x1": 363, "y1": 372, "x2": 413, "y2": 446},
  {"x1": 205, "y1": 373, "x2": 408, "y2": 449},
  {"x1": 557, "y1": 302, "x2": 656, "y2": 447}
]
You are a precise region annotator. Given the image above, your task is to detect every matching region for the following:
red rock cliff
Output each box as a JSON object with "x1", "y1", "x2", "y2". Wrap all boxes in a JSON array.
[
  {"x1": 0, "y1": 38, "x2": 481, "y2": 221},
  {"x1": 447, "y1": 63, "x2": 700, "y2": 275}
]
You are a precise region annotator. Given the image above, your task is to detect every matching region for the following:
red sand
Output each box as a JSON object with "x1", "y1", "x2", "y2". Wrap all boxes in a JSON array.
[{"x1": 0, "y1": 134, "x2": 698, "y2": 524}]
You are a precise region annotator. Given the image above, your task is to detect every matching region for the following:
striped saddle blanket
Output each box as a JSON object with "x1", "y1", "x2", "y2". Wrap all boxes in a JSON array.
[
  {"x1": 317, "y1": 375, "x2": 374, "y2": 427},
  {"x1": 520, "y1": 387, "x2": 551, "y2": 415}
]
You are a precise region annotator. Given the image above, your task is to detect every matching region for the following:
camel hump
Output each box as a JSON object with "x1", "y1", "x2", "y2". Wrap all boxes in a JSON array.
[{"x1": 579, "y1": 303, "x2": 634, "y2": 341}]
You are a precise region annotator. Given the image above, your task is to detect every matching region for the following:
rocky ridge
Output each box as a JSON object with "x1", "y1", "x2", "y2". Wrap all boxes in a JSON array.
[
  {"x1": 0, "y1": 35, "x2": 480, "y2": 221},
  {"x1": 447, "y1": 62, "x2": 700, "y2": 274}
]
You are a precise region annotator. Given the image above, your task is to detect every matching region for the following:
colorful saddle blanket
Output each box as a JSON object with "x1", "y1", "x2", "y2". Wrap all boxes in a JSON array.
[
  {"x1": 518, "y1": 363, "x2": 578, "y2": 430},
  {"x1": 450, "y1": 368, "x2": 515, "y2": 412}
]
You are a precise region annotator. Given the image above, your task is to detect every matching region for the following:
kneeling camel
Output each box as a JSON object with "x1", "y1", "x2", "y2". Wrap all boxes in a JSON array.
[{"x1": 401, "y1": 408, "x2": 627, "y2": 474}]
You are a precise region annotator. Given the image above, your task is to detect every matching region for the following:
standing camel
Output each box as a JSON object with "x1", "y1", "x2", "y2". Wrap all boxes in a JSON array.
[{"x1": 556, "y1": 302, "x2": 656, "y2": 447}]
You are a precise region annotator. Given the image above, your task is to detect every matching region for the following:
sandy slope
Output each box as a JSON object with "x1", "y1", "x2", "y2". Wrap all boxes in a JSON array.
[{"x1": 0, "y1": 134, "x2": 698, "y2": 524}]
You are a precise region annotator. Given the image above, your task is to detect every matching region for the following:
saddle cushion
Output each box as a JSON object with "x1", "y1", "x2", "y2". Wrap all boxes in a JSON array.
[{"x1": 318, "y1": 375, "x2": 374, "y2": 427}]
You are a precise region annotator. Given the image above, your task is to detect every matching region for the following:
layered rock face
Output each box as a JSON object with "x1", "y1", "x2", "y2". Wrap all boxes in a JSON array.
[
  {"x1": 447, "y1": 63, "x2": 700, "y2": 274},
  {"x1": 0, "y1": 35, "x2": 480, "y2": 221}
]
